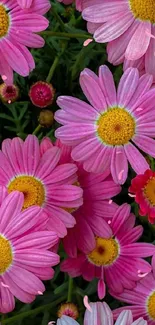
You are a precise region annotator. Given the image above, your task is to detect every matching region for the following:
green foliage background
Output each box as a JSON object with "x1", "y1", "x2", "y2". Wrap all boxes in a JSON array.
[{"x1": 0, "y1": 1, "x2": 154, "y2": 324}]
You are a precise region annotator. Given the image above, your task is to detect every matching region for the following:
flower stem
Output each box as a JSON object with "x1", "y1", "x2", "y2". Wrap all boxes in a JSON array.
[
  {"x1": 32, "y1": 124, "x2": 42, "y2": 135},
  {"x1": 39, "y1": 31, "x2": 93, "y2": 40},
  {"x1": 67, "y1": 277, "x2": 74, "y2": 302},
  {"x1": 1, "y1": 296, "x2": 66, "y2": 324},
  {"x1": 51, "y1": 6, "x2": 66, "y2": 31},
  {"x1": 46, "y1": 56, "x2": 59, "y2": 83}
]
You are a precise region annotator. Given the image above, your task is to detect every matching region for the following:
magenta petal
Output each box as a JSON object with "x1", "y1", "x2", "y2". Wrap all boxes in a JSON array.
[
  {"x1": 98, "y1": 278, "x2": 106, "y2": 299},
  {"x1": 23, "y1": 135, "x2": 40, "y2": 174},
  {"x1": 121, "y1": 243, "x2": 155, "y2": 257},
  {"x1": 99, "y1": 65, "x2": 117, "y2": 106},
  {"x1": 133, "y1": 135, "x2": 155, "y2": 157},
  {"x1": 80, "y1": 68, "x2": 107, "y2": 111},
  {"x1": 125, "y1": 21, "x2": 151, "y2": 60},
  {"x1": 117, "y1": 68, "x2": 139, "y2": 107},
  {"x1": 111, "y1": 203, "x2": 131, "y2": 236},
  {"x1": 111, "y1": 146, "x2": 128, "y2": 185},
  {"x1": 124, "y1": 142, "x2": 149, "y2": 174}
]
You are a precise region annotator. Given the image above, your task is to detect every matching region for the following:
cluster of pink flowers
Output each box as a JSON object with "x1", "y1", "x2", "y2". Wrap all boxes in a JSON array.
[{"x1": 1, "y1": 0, "x2": 155, "y2": 323}]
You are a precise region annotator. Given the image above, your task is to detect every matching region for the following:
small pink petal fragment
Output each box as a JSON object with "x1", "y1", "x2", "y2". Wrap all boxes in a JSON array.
[
  {"x1": 118, "y1": 170, "x2": 124, "y2": 180},
  {"x1": 108, "y1": 220, "x2": 112, "y2": 224},
  {"x1": 2, "y1": 75, "x2": 7, "y2": 81},
  {"x1": 38, "y1": 291, "x2": 43, "y2": 295},
  {"x1": 128, "y1": 193, "x2": 136, "y2": 198},
  {"x1": 109, "y1": 199, "x2": 113, "y2": 204},
  {"x1": 83, "y1": 39, "x2": 93, "y2": 47},
  {"x1": 136, "y1": 107, "x2": 143, "y2": 112},
  {"x1": 8, "y1": 100, "x2": 11, "y2": 104},
  {"x1": 48, "y1": 322, "x2": 55, "y2": 325},
  {"x1": 83, "y1": 295, "x2": 92, "y2": 312},
  {"x1": 138, "y1": 270, "x2": 149, "y2": 278},
  {"x1": 1, "y1": 282, "x2": 9, "y2": 288},
  {"x1": 145, "y1": 30, "x2": 155, "y2": 39}
]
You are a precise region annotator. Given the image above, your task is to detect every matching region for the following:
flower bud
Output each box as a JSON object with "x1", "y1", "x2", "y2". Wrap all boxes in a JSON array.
[
  {"x1": 29, "y1": 81, "x2": 55, "y2": 108},
  {"x1": 38, "y1": 109, "x2": 54, "y2": 127},
  {"x1": 0, "y1": 83, "x2": 19, "y2": 103}
]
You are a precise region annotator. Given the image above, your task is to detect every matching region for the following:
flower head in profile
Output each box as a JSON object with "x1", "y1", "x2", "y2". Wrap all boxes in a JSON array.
[
  {"x1": 112, "y1": 255, "x2": 155, "y2": 325},
  {"x1": 0, "y1": 135, "x2": 83, "y2": 238},
  {"x1": 55, "y1": 66, "x2": 155, "y2": 184},
  {"x1": 58, "y1": 303, "x2": 79, "y2": 320},
  {"x1": 82, "y1": 0, "x2": 155, "y2": 81},
  {"x1": 61, "y1": 204, "x2": 155, "y2": 299},
  {"x1": 0, "y1": 189, "x2": 59, "y2": 313},
  {"x1": 129, "y1": 169, "x2": 155, "y2": 224},
  {"x1": 0, "y1": 0, "x2": 50, "y2": 84}
]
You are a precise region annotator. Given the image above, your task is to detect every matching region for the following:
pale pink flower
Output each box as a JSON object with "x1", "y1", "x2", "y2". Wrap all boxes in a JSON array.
[
  {"x1": 61, "y1": 204, "x2": 155, "y2": 298},
  {"x1": 0, "y1": 0, "x2": 50, "y2": 84},
  {"x1": 84, "y1": 301, "x2": 147, "y2": 325},
  {"x1": 112, "y1": 255, "x2": 155, "y2": 325},
  {"x1": 81, "y1": 0, "x2": 155, "y2": 81},
  {"x1": 55, "y1": 66, "x2": 155, "y2": 184},
  {"x1": 0, "y1": 135, "x2": 83, "y2": 238},
  {"x1": 0, "y1": 190, "x2": 59, "y2": 313},
  {"x1": 56, "y1": 301, "x2": 148, "y2": 325}
]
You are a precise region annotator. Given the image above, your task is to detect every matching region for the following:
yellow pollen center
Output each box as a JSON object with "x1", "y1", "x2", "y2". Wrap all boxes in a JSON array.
[
  {"x1": 147, "y1": 292, "x2": 155, "y2": 320},
  {"x1": 88, "y1": 237, "x2": 119, "y2": 266},
  {"x1": 97, "y1": 108, "x2": 135, "y2": 146},
  {"x1": 0, "y1": 5, "x2": 9, "y2": 38},
  {"x1": 129, "y1": 0, "x2": 155, "y2": 23},
  {"x1": 8, "y1": 176, "x2": 45, "y2": 210},
  {"x1": 143, "y1": 177, "x2": 155, "y2": 206},
  {"x1": 0, "y1": 235, "x2": 13, "y2": 274}
]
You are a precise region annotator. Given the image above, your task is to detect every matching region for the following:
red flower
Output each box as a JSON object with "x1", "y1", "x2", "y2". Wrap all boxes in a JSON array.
[
  {"x1": 129, "y1": 169, "x2": 155, "y2": 224},
  {"x1": 29, "y1": 81, "x2": 55, "y2": 108}
]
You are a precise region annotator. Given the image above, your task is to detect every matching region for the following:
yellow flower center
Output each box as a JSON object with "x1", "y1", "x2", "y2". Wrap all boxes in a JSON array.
[
  {"x1": 0, "y1": 235, "x2": 13, "y2": 274},
  {"x1": 88, "y1": 237, "x2": 119, "y2": 266},
  {"x1": 97, "y1": 108, "x2": 135, "y2": 146},
  {"x1": 143, "y1": 177, "x2": 155, "y2": 206},
  {"x1": 147, "y1": 291, "x2": 155, "y2": 320},
  {"x1": 129, "y1": 0, "x2": 155, "y2": 23},
  {"x1": 0, "y1": 5, "x2": 9, "y2": 38},
  {"x1": 8, "y1": 176, "x2": 45, "y2": 210}
]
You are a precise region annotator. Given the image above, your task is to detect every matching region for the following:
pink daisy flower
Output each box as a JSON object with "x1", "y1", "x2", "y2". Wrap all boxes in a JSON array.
[
  {"x1": 40, "y1": 137, "x2": 121, "y2": 257},
  {"x1": 61, "y1": 203, "x2": 155, "y2": 299},
  {"x1": 55, "y1": 65, "x2": 155, "y2": 184},
  {"x1": 0, "y1": 0, "x2": 50, "y2": 85},
  {"x1": 0, "y1": 135, "x2": 83, "y2": 238},
  {"x1": 82, "y1": 0, "x2": 155, "y2": 80},
  {"x1": 112, "y1": 255, "x2": 155, "y2": 325},
  {"x1": 129, "y1": 169, "x2": 155, "y2": 224},
  {"x1": 0, "y1": 190, "x2": 59, "y2": 313}
]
